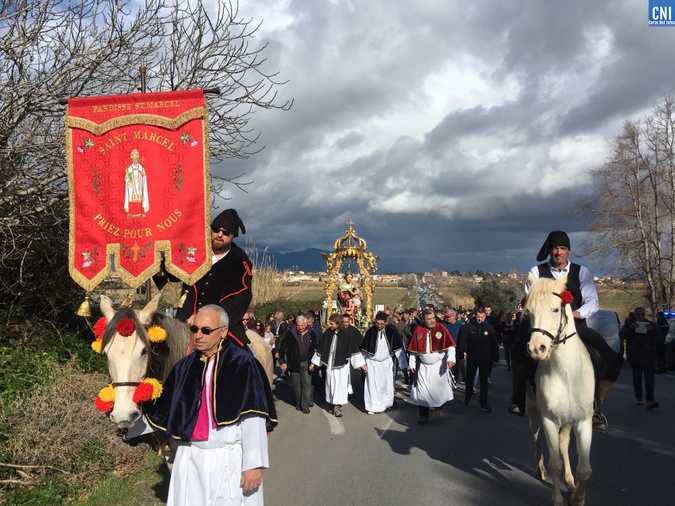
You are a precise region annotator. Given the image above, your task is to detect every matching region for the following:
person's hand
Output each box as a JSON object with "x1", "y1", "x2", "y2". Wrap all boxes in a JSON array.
[
  {"x1": 573, "y1": 311, "x2": 581, "y2": 319},
  {"x1": 308, "y1": 363, "x2": 315, "y2": 372},
  {"x1": 409, "y1": 367, "x2": 416, "y2": 374},
  {"x1": 447, "y1": 361, "x2": 455, "y2": 368},
  {"x1": 240, "y1": 467, "x2": 262, "y2": 492},
  {"x1": 280, "y1": 363, "x2": 287, "y2": 371},
  {"x1": 361, "y1": 365, "x2": 368, "y2": 373}
]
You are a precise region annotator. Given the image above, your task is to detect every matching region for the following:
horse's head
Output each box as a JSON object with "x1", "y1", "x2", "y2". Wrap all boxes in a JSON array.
[
  {"x1": 99, "y1": 294, "x2": 160, "y2": 428},
  {"x1": 525, "y1": 273, "x2": 575, "y2": 362}
]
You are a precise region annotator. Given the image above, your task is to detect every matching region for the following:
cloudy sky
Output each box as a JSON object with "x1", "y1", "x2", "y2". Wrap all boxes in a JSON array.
[{"x1": 211, "y1": 0, "x2": 675, "y2": 274}]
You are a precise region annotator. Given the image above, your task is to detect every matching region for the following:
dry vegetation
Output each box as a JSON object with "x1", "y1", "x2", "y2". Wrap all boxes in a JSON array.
[{"x1": 0, "y1": 362, "x2": 149, "y2": 490}]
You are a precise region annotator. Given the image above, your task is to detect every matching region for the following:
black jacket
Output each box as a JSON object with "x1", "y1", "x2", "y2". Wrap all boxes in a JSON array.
[
  {"x1": 278, "y1": 328, "x2": 316, "y2": 372},
  {"x1": 457, "y1": 319, "x2": 499, "y2": 364},
  {"x1": 621, "y1": 320, "x2": 662, "y2": 366}
]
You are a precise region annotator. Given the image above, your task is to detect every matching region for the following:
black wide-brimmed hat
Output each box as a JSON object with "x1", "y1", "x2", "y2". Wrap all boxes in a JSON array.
[{"x1": 536, "y1": 231, "x2": 570, "y2": 262}]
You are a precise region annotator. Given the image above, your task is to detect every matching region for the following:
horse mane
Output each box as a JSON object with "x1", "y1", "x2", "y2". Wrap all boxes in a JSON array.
[
  {"x1": 147, "y1": 312, "x2": 192, "y2": 382},
  {"x1": 524, "y1": 276, "x2": 558, "y2": 311}
]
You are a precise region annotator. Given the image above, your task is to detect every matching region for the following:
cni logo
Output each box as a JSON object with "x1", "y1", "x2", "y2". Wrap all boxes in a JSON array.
[{"x1": 649, "y1": 0, "x2": 675, "y2": 25}]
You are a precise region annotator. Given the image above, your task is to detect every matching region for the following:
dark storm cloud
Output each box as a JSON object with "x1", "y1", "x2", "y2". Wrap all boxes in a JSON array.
[{"x1": 217, "y1": 0, "x2": 674, "y2": 275}]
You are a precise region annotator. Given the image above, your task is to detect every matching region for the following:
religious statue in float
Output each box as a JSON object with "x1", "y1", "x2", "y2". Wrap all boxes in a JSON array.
[{"x1": 322, "y1": 221, "x2": 379, "y2": 326}]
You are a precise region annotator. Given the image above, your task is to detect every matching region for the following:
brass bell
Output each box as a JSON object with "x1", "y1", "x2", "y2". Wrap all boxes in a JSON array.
[{"x1": 76, "y1": 296, "x2": 92, "y2": 317}]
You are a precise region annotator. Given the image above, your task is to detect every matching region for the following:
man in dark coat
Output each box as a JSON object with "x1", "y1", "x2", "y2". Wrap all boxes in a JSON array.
[
  {"x1": 458, "y1": 308, "x2": 499, "y2": 412},
  {"x1": 145, "y1": 304, "x2": 276, "y2": 504},
  {"x1": 621, "y1": 307, "x2": 662, "y2": 409},
  {"x1": 278, "y1": 314, "x2": 317, "y2": 413},
  {"x1": 155, "y1": 208, "x2": 252, "y2": 347}
]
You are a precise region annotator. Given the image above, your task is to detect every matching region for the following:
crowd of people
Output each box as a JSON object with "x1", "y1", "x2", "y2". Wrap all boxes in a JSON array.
[{"x1": 143, "y1": 213, "x2": 666, "y2": 505}]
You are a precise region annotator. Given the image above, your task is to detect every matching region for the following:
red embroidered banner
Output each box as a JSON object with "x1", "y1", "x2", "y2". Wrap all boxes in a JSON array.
[{"x1": 66, "y1": 90, "x2": 211, "y2": 291}]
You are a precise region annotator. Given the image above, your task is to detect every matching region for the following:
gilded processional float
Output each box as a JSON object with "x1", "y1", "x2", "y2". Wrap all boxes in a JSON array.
[{"x1": 322, "y1": 221, "x2": 379, "y2": 327}]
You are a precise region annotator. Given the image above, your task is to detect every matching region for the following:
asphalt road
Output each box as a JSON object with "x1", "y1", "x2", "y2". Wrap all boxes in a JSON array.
[{"x1": 263, "y1": 350, "x2": 675, "y2": 506}]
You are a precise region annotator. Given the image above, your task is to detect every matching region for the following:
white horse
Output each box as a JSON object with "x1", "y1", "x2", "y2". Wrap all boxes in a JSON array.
[
  {"x1": 98, "y1": 294, "x2": 191, "y2": 469},
  {"x1": 525, "y1": 273, "x2": 595, "y2": 506},
  {"x1": 99, "y1": 293, "x2": 192, "y2": 426}
]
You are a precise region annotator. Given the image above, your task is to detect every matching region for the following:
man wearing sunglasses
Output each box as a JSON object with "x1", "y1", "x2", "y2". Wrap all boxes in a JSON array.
[
  {"x1": 155, "y1": 208, "x2": 253, "y2": 348},
  {"x1": 146, "y1": 304, "x2": 277, "y2": 505}
]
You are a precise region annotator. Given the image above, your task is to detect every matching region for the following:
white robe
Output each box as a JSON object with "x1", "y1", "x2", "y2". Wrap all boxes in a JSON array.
[
  {"x1": 410, "y1": 332, "x2": 456, "y2": 408},
  {"x1": 168, "y1": 360, "x2": 269, "y2": 506},
  {"x1": 363, "y1": 332, "x2": 409, "y2": 413},
  {"x1": 311, "y1": 331, "x2": 365, "y2": 405}
]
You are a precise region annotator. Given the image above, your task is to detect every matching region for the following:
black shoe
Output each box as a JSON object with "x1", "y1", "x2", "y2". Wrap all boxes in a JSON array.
[
  {"x1": 302, "y1": 406, "x2": 310, "y2": 414},
  {"x1": 646, "y1": 400, "x2": 660, "y2": 410},
  {"x1": 480, "y1": 405, "x2": 492, "y2": 412},
  {"x1": 417, "y1": 417, "x2": 428, "y2": 425},
  {"x1": 309, "y1": 402, "x2": 314, "y2": 407},
  {"x1": 333, "y1": 405, "x2": 343, "y2": 417},
  {"x1": 464, "y1": 396, "x2": 471, "y2": 406},
  {"x1": 508, "y1": 404, "x2": 524, "y2": 416},
  {"x1": 295, "y1": 404, "x2": 301, "y2": 411}
]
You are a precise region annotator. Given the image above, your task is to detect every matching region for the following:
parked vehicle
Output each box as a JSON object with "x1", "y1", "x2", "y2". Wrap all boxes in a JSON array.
[{"x1": 587, "y1": 309, "x2": 622, "y2": 355}]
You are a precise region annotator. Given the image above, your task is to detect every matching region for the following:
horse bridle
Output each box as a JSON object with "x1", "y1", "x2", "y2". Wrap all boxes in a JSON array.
[
  {"x1": 528, "y1": 291, "x2": 577, "y2": 347},
  {"x1": 107, "y1": 331, "x2": 154, "y2": 389}
]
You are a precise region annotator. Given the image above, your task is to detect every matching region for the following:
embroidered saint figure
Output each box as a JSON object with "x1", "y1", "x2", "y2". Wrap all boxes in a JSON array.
[{"x1": 124, "y1": 149, "x2": 149, "y2": 217}]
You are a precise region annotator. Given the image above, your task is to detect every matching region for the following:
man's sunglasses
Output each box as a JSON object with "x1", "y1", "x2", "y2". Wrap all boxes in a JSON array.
[
  {"x1": 189, "y1": 325, "x2": 225, "y2": 335},
  {"x1": 211, "y1": 227, "x2": 233, "y2": 236}
]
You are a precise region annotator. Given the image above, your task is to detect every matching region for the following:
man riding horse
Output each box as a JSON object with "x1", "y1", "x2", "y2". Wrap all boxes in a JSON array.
[{"x1": 509, "y1": 231, "x2": 623, "y2": 432}]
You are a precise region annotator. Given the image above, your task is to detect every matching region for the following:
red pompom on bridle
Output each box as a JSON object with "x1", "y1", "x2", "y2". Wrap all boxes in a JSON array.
[
  {"x1": 558, "y1": 290, "x2": 574, "y2": 305},
  {"x1": 115, "y1": 318, "x2": 136, "y2": 336}
]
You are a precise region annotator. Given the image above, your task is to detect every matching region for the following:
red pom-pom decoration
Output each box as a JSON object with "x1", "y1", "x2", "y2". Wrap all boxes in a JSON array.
[
  {"x1": 94, "y1": 397, "x2": 114, "y2": 413},
  {"x1": 559, "y1": 290, "x2": 574, "y2": 305},
  {"x1": 116, "y1": 318, "x2": 136, "y2": 336},
  {"x1": 93, "y1": 317, "x2": 107, "y2": 339},
  {"x1": 132, "y1": 382, "x2": 154, "y2": 403}
]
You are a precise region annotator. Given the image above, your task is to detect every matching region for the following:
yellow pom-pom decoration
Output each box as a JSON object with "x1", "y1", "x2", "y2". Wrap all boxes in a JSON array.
[
  {"x1": 143, "y1": 378, "x2": 163, "y2": 399},
  {"x1": 98, "y1": 384, "x2": 116, "y2": 403},
  {"x1": 91, "y1": 339, "x2": 103, "y2": 354},
  {"x1": 147, "y1": 326, "x2": 167, "y2": 343}
]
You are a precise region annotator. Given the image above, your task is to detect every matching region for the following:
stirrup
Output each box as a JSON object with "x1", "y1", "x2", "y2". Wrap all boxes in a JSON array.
[{"x1": 592, "y1": 412, "x2": 608, "y2": 433}]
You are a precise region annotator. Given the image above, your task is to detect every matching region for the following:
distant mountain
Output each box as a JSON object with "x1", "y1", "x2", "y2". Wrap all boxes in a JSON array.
[{"x1": 265, "y1": 247, "x2": 446, "y2": 274}]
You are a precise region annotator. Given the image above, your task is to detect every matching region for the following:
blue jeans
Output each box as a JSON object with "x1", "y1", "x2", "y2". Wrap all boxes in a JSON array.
[{"x1": 631, "y1": 362, "x2": 656, "y2": 402}]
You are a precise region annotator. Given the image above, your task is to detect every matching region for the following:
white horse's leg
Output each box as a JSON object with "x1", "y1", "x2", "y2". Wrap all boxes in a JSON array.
[
  {"x1": 541, "y1": 417, "x2": 565, "y2": 506},
  {"x1": 526, "y1": 388, "x2": 547, "y2": 480},
  {"x1": 570, "y1": 418, "x2": 593, "y2": 506},
  {"x1": 558, "y1": 423, "x2": 575, "y2": 493}
]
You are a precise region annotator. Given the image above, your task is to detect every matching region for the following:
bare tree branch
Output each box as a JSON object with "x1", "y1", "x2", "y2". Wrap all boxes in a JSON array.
[
  {"x1": 576, "y1": 96, "x2": 675, "y2": 315},
  {"x1": 0, "y1": 0, "x2": 291, "y2": 320}
]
